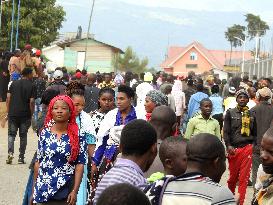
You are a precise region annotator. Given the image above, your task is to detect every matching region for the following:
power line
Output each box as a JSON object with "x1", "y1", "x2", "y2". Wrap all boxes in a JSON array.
[{"x1": 83, "y1": 0, "x2": 96, "y2": 70}]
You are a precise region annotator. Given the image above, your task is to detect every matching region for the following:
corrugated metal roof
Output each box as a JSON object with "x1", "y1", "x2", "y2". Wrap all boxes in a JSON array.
[{"x1": 57, "y1": 38, "x2": 124, "y2": 54}]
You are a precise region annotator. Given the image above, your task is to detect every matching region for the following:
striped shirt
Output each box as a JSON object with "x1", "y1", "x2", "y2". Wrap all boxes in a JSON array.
[
  {"x1": 162, "y1": 173, "x2": 236, "y2": 205},
  {"x1": 94, "y1": 158, "x2": 147, "y2": 204}
]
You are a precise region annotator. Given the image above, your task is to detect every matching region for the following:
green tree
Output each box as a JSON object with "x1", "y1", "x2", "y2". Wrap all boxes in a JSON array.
[
  {"x1": 245, "y1": 13, "x2": 269, "y2": 39},
  {"x1": 245, "y1": 13, "x2": 269, "y2": 59},
  {"x1": 112, "y1": 46, "x2": 149, "y2": 74},
  {"x1": 1, "y1": 0, "x2": 65, "y2": 50},
  {"x1": 225, "y1": 24, "x2": 245, "y2": 65}
]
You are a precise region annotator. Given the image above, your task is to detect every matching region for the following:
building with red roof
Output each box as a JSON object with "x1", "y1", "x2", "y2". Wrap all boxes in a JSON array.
[{"x1": 161, "y1": 41, "x2": 253, "y2": 76}]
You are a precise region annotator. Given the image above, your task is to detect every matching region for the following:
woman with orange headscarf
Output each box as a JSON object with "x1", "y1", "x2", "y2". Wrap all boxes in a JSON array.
[{"x1": 31, "y1": 95, "x2": 87, "y2": 205}]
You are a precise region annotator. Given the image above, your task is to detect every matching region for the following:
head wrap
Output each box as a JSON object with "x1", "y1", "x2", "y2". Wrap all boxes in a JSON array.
[
  {"x1": 44, "y1": 95, "x2": 79, "y2": 162},
  {"x1": 114, "y1": 73, "x2": 124, "y2": 85},
  {"x1": 257, "y1": 87, "x2": 272, "y2": 98},
  {"x1": 235, "y1": 89, "x2": 250, "y2": 99},
  {"x1": 146, "y1": 90, "x2": 168, "y2": 107}
]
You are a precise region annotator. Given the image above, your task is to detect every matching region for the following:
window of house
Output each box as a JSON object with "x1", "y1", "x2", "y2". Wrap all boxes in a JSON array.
[
  {"x1": 190, "y1": 52, "x2": 197, "y2": 61},
  {"x1": 186, "y1": 64, "x2": 198, "y2": 69}
]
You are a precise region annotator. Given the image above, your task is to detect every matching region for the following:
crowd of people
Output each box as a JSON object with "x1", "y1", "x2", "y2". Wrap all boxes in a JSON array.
[{"x1": 1, "y1": 47, "x2": 273, "y2": 205}]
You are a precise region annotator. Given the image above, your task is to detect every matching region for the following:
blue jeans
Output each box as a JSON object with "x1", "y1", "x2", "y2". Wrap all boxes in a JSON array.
[
  {"x1": 8, "y1": 117, "x2": 31, "y2": 158},
  {"x1": 34, "y1": 98, "x2": 42, "y2": 121}
]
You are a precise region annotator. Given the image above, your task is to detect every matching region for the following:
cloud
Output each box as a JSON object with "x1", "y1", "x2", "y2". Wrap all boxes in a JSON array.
[
  {"x1": 148, "y1": 12, "x2": 194, "y2": 26},
  {"x1": 117, "y1": 0, "x2": 273, "y2": 13},
  {"x1": 117, "y1": 0, "x2": 273, "y2": 26},
  {"x1": 117, "y1": 0, "x2": 240, "y2": 12}
]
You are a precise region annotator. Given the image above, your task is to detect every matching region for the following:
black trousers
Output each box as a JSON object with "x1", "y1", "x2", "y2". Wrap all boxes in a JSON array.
[{"x1": 8, "y1": 117, "x2": 31, "y2": 158}]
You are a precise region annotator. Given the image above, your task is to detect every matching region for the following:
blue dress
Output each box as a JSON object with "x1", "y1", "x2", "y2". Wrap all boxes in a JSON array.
[
  {"x1": 76, "y1": 111, "x2": 96, "y2": 205},
  {"x1": 33, "y1": 127, "x2": 87, "y2": 203}
]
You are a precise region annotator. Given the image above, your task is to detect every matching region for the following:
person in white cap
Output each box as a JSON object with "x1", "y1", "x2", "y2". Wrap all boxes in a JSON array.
[
  {"x1": 223, "y1": 87, "x2": 237, "y2": 116},
  {"x1": 46, "y1": 69, "x2": 66, "y2": 94}
]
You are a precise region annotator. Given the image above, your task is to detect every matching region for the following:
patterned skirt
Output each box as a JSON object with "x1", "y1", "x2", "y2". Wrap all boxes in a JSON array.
[{"x1": 87, "y1": 150, "x2": 119, "y2": 205}]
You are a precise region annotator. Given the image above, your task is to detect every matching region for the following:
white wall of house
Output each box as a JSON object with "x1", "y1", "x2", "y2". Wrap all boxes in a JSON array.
[
  {"x1": 42, "y1": 45, "x2": 65, "y2": 71},
  {"x1": 212, "y1": 68, "x2": 228, "y2": 80}
]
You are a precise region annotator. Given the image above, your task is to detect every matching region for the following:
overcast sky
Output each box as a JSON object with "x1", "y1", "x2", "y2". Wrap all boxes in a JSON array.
[
  {"x1": 56, "y1": 0, "x2": 273, "y2": 66},
  {"x1": 57, "y1": 0, "x2": 273, "y2": 22}
]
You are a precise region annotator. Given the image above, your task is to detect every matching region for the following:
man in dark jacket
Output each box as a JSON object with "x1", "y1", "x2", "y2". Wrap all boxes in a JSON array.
[
  {"x1": 251, "y1": 87, "x2": 273, "y2": 191},
  {"x1": 224, "y1": 89, "x2": 256, "y2": 205},
  {"x1": 46, "y1": 70, "x2": 66, "y2": 95},
  {"x1": 84, "y1": 73, "x2": 100, "y2": 113}
]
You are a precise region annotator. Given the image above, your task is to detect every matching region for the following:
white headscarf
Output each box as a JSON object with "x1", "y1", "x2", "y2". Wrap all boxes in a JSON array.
[{"x1": 114, "y1": 73, "x2": 124, "y2": 85}]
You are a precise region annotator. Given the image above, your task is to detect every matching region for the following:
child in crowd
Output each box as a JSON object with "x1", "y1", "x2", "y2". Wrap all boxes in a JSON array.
[{"x1": 185, "y1": 98, "x2": 221, "y2": 139}]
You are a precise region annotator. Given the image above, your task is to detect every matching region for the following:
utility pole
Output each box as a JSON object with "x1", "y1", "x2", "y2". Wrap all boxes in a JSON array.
[
  {"x1": 255, "y1": 33, "x2": 259, "y2": 63},
  {"x1": 83, "y1": 0, "x2": 95, "y2": 70},
  {"x1": 10, "y1": 0, "x2": 15, "y2": 51},
  {"x1": 15, "y1": 0, "x2": 20, "y2": 49}
]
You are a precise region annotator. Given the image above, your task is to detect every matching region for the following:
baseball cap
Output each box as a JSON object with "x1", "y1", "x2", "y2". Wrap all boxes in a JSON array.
[
  {"x1": 24, "y1": 44, "x2": 32, "y2": 50},
  {"x1": 36, "y1": 49, "x2": 41, "y2": 56},
  {"x1": 53, "y1": 70, "x2": 63, "y2": 80},
  {"x1": 228, "y1": 87, "x2": 236, "y2": 94}
]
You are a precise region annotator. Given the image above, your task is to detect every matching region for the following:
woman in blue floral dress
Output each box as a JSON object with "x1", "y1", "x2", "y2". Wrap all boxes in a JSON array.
[{"x1": 32, "y1": 95, "x2": 87, "y2": 205}]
